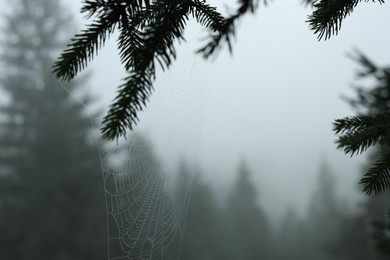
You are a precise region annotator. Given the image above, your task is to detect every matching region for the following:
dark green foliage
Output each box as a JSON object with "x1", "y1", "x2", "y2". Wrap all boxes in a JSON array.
[
  {"x1": 360, "y1": 153, "x2": 390, "y2": 195},
  {"x1": 334, "y1": 114, "x2": 390, "y2": 156},
  {"x1": 335, "y1": 50, "x2": 390, "y2": 257},
  {"x1": 0, "y1": 0, "x2": 107, "y2": 259},
  {"x1": 334, "y1": 51, "x2": 390, "y2": 195},
  {"x1": 53, "y1": 0, "x2": 383, "y2": 141},
  {"x1": 53, "y1": 0, "x2": 263, "y2": 140},
  {"x1": 308, "y1": 0, "x2": 385, "y2": 40},
  {"x1": 53, "y1": 11, "x2": 117, "y2": 81},
  {"x1": 301, "y1": 0, "x2": 316, "y2": 7},
  {"x1": 196, "y1": 0, "x2": 263, "y2": 58}
]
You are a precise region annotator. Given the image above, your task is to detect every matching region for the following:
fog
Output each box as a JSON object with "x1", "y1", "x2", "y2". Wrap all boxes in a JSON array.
[
  {"x1": 1, "y1": 1, "x2": 390, "y2": 259},
  {"x1": 66, "y1": 1, "x2": 390, "y2": 218}
]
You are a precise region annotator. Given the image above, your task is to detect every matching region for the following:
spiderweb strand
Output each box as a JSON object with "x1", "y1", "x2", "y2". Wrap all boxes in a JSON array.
[
  {"x1": 59, "y1": 81, "x2": 193, "y2": 259},
  {"x1": 99, "y1": 137, "x2": 192, "y2": 259},
  {"x1": 58, "y1": 43, "x2": 212, "y2": 259},
  {"x1": 56, "y1": 11, "x2": 219, "y2": 254}
]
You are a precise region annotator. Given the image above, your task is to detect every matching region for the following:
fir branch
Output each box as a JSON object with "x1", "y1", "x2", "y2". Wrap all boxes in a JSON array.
[
  {"x1": 53, "y1": 9, "x2": 123, "y2": 81},
  {"x1": 118, "y1": 0, "x2": 190, "y2": 72},
  {"x1": 102, "y1": 1, "x2": 192, "y2": 140},
  {"x1": 342, "y1": 49, "x2": 390, "y2": 115},
  {"x1": 117, "y1": 28, "x2": 143, "y2": 71},
  {"x1": 140, "y1": 0, "x2": 190, "y2": 70},
  {"x1": 116, "y1": 9, "x2": 148, "y2": 71},
  {"x1": 301, "y1": 0, "x2": 316, "y2": 7},
  {"x1": 334, "y1": 114, "x2": 390, "y2": 135},
  {"x1": 190, "y1": 0, "x2": 226, "y2": 32},
  {"x1": 81, "y1": 0, "x2": 113, "y2": 18},
  {"x1": 55, "y1": 0, "x2": 195, "y2": 139},
  {"x1": 81, "y1": 0, "x2": 149, "y2": 18},
  {"x1": 336, "y1": 127, "x2": 385, "y2": 155},
  {"x1": 334, "y1": 114, "x2": 390, "y2": 156},
  {"x1": 62, "y1": 0, "x2": 383, "y2": 140},
  {"x1": 101, "y1": 68, "x2": 154, "y2": 140},
  {"x1": 308, "y1": 0, "x2": 384, "y2": 40},
  {"x1": 360, "y1": 152, "x2": 390, "y2": 195},
  {"x1": 197, "y1": 0, "x2": 264, "y2": 58},
  {"x1": 347, "y1": 49, "x2": 378, "y2": 78}
]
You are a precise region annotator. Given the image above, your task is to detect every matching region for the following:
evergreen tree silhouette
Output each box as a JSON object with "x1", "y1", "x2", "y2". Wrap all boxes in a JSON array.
[
  {"x1": 53, "y1": 0, "x2": 389, "y2": 194},
  {"x1": 334, "y1": 51, "x2": 390, "y2": 195},
  {"x1": 0, "y1": 1, "x2": 107, "y2": 259},
  {"x1": 53, "y1": 0, "x2": 382, "y2": 140},
  {"x1": 334, "y1": 50, "x2": 390, "y2": 258}
]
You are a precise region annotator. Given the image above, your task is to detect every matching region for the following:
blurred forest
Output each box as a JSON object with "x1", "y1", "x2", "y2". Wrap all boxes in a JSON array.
[{"x1": 1, "y1": 0, "x2": 390, "y2": 259}]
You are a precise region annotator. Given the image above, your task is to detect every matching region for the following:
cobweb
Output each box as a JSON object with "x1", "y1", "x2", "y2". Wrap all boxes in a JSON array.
[
  {"x1": 98, "y1": 135, "x2": 191, "y2": 259},
  {"x1": 98, "y1": 50, "x2": 212, "y2": 259},
  {"x1": 62, "y1": 38, "x2": 213, "y2": 259}
]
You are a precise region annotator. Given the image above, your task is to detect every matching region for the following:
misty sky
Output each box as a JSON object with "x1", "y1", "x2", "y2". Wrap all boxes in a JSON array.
[{"x1": 46, "y1": 1, "x2": 390, "y2": 218}]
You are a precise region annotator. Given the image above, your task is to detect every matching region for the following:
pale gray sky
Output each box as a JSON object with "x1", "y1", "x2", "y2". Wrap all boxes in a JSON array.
[{"x1": 56, "y1": 1, "x2": 390, "y2": 218}]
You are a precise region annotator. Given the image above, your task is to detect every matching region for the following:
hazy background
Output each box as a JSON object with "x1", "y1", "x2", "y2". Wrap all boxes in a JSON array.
[
  {"x1": 1, "y1": 1, "x2": 390, "y2": 259},
  {"x1": 65, "y1": 1, "x2": 390, "y2": 219}
]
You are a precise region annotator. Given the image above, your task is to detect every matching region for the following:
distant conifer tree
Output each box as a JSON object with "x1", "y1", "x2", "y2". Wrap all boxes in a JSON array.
[
  {"x1": 334, "y1": 51, "x2": 390, "y2": 258},
  {"x1": 54, "y1": 0, "x2": 387, "y2": 193},
  {"x1": 0, "y1": 1, "x2": 107, "y2": 259}
]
